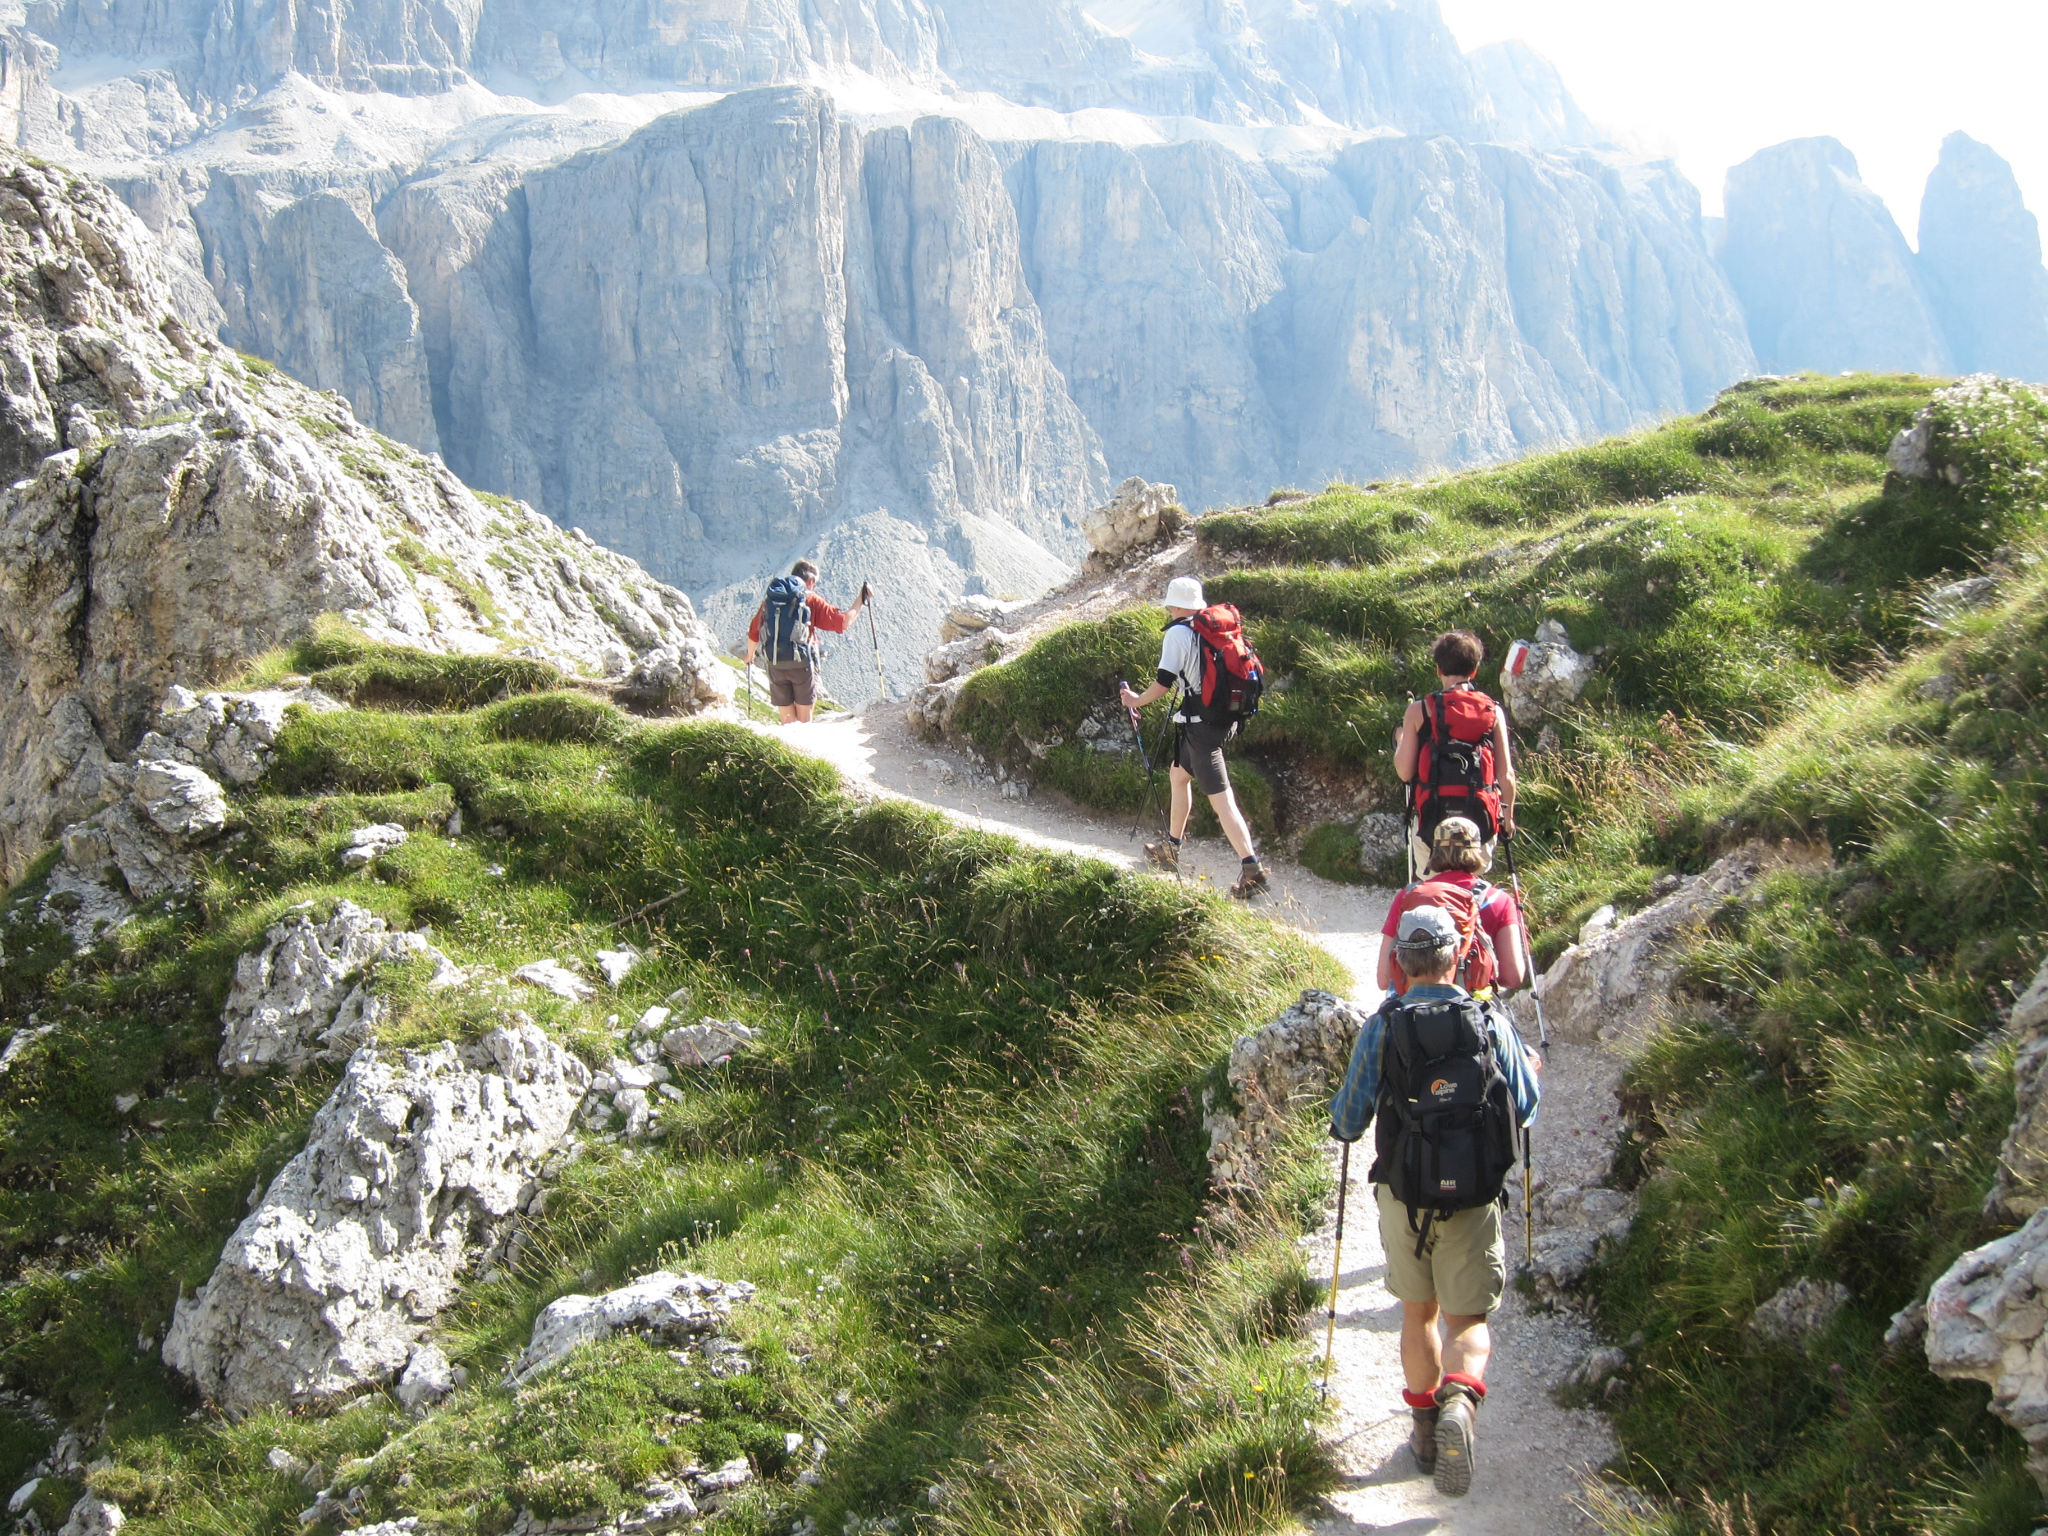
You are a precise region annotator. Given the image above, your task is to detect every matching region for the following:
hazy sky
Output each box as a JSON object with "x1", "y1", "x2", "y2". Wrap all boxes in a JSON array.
[{"x1": 1435, "y1": 0, "x2": 2048, "y2": 242}]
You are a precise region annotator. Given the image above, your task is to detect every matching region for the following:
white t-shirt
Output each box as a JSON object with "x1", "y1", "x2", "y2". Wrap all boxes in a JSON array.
[{"x1": 1156, "y1": 622, "x2": 1202, "y2": 716}]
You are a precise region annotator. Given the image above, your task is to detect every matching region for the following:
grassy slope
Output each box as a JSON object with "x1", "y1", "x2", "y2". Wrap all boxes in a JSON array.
[
  {"x1": 0, "y1": 633, "x2": 1342, "y2": 1536},
  {"x1": 956, "y1": 374, "x2": 2048, "y2": 1534}
]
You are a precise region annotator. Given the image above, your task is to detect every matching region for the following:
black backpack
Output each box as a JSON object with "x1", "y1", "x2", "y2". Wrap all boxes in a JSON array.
[
  {"x1": 1370, "y1": 993, "x2": 1519, "y2": 1256},
  {"x1": 761, "y1": 576, "x2": 812, "y2": 666}
]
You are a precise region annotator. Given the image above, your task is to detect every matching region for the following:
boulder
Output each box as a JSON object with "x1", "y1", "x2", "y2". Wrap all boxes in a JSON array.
[
  {"x1": 1356, "y1": 812, "x2": 1407, "y2": 882},
  {"x1": 339, "y1": 823, "x2": 408, "y2": 869},
  {"x1": 936, "y1": 595, "x2": 1024, "y2": 644},
  {"x1": 131, "y1": 758, "x2": 230, "y2": 840},
  {"x1": 905, "y1": 676, "x2": 970, "y2": 740},
  {"x1": 1080, "y1": 477, "x2": 1185, "y2": 559},
  {"x1": 218, "y1": 900, "x2": 457, "y2": 1075},
  {"x1": 57, "y1": 1496, "x2": 124, "y2": 1536},
  {"x1": 1533, "y1": 842, "x2": 1829, "y2": 1044},
  {"x1": 1926, "y1": 1205, "x2": 2048, "y2": 1491},
  {"x1": 506, "y1": 1271, "x2": 755, "y2": 1385},
  {"x1": 924, "y1": 629, "x2": 1008, "y2": 685},
  {"x1": 1987, "y1": 952, "x2": 2048, "y2": 1220},
  {"x1": 395, "y1": 1341, "x2": 458, "y2": 1413},
  {"x1": 1204, "y1": 990, "x2": 1372, "y2": 1191},
  {"x1": 514, "y1": 959, "x2": 596, "y2": 1003},
  {"x1": 142, "y1": 684, "x2": 342, "y2": 786},
  {"x1": 660, "y1": 1020, "x2": 758, "y2": 1068},
  {"x1": 1749, "y1": 1278, "x2": 1851, "y2": 1347},
  {"x1": 162, "y1": 1024, "x2": 588, "y2": 1413},
  {"x1": 619, "y1": 638, "x2": 735, "y2": 711},
  {"x1": 1502, "y1": 619, "x2": 1594, "y2": 724}
]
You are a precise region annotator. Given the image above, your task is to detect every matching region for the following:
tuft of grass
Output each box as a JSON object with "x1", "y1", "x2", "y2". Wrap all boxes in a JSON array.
[{"x1": 1296, "y1": 821, "x2": 1369, "y2": 886}]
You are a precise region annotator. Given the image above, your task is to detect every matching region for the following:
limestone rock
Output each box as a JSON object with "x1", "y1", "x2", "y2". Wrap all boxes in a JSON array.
[
  {"x1": 143, "y1": 683, "x2": 342, "y2": 785},
  {"x1": 506, "y1": 1271, "x2": 756, "y2": 1386},
  {"x1": 1749, "y1": 1278, "x2": 1851, "y2": 1347},
  {"x1": 218, "y1": 900, "x2": 453, "y2": 1075},
  {"x1": 338, "y1": 823, "x2": 408, "y2": 870},
  {"x1": 395, "y1": 1341, "x2": 457, "y2": 1413},
  {"x1": 905, "y1": 676, "x2": 970, "y2": 741},
  {"x1": 1720, "y1": 137, "x2": 1950, "y2": 375},
  {"x1": 514, "y1": 960, "x2": 595, "y2": 1003},
  {"x1": 618, "y1": 639, "x2": 735, "y2": 712},
  {"x1": 1926, "y1": 1205, "x2": 2048, "y2": 1490},
  {"x1": 1918, "y1": 133, "x2": 2048, "y2": 381},
  {"x1": 1502, "y1": 619, "x2": 1594, "y2": 724},
  {"x1": 1356, "y1": 812, "x2": 1407, "y2": 882},
  {"x1": 937, "y1": 595, "x2": 1025, "y2": 644},
  {"x1": 923, "y1": 629, "x2": 1008, "y2": 685},
  {"x1": 1989, "y1": 953, "x2": 2048, "y2": 1220},
  {"x1": 1534, "y1": 842, "x2": 1829, "y2": 1045},
  {"x1": 660, "y1": 1020, "x2": 759, "y2": 1068},
  {"x1": 1205, "y1": 990, "x2": 1372, "y2": 1192},
  {"x1": 1081, "y1": 477, "x2": 1184, "y2": 559},
  {"x1": 162, "y1": 1024, "x2": 588, "y2": 1413},
  {"x1": 131, "y1": 759, "x2": 228, "y2": 840},
  {"x1": 57, "y1": 1496, "x2": 124, "y2": 1536}
]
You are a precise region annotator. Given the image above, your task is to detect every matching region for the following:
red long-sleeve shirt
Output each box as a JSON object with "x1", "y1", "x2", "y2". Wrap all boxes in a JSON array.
[{"x1": 747, "y1": 591, "x2": 853, "y2": 643}]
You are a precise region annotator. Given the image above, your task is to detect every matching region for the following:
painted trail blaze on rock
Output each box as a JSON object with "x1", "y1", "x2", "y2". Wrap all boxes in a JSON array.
[{"x1": 163, "y1": 1024, "x2": 587, "y2": 1414}]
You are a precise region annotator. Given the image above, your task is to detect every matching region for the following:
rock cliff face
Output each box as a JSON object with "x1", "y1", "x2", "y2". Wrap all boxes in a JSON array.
[
  {"x1": 0, "y1": 150, "x2": 726, "y2": 877},
  {"x1": 1919, "y1": 133, "x2": 2048, "y2": 382},
  {"x1": 1718, "y1": 137, "x2": 1951, "y2": 376}
]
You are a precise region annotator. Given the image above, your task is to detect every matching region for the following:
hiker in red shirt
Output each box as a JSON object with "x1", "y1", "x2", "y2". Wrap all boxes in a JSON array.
[
  {"x1": 743, "y1": 559, "x2": 869, "y2": 724},
  {"x1": 1377, "y1": 816, "x2": 1527, "y2": 998},
  {"x1": 1393, "y1": 629, "x2": 1516, "y2": 874}
]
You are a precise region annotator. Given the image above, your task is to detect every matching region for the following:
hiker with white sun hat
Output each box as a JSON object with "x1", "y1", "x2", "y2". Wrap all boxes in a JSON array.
[{"x1": 1118, "y1": 575, "x2": 1269, "y2": 899}]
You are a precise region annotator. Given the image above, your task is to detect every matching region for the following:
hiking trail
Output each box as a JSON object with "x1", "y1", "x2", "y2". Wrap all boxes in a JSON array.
[{"x1": 757, "y1": 702, "x2": 1622, "y2": 1535}]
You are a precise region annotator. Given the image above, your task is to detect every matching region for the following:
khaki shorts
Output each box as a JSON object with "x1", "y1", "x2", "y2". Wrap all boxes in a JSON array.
[
  {"x1": 764, "y1": 660, "x2": 817, "y2": 708},
  {"x1": 1375, "y1": 1181, "x2": 1506, "y2": 1317}
]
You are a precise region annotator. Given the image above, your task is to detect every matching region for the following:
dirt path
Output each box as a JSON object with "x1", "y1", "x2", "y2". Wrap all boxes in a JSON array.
[{"x1": 753, "y1": 703, "x2": 1619, "y2": 1534}]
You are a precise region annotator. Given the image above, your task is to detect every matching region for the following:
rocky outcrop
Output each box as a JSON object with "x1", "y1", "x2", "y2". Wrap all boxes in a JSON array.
[
  {"x1": 162, "y1": 1023, "x2": 587, "y2": 1414},
  {"x1": 506, "y1": 1271, "x2": 755, "y2": 1385},
  {"x1": 1719, "y1": 137, "x2": 1951, "y2": 376},
  {"x1": 1502, "y1": 618, "x2": 1594, "y2": 724},
  {"x1": 1531, "y1": 841, "x2": 1831, "y2": 1045},
  {"x1": 1749, "y1": 1278, "x2": 1851, "y2": 1348},
  {"x1": 1926, "y1": 1205, "x2": 2048, "y2": 1491},
  {"x1": 1919, "y1": 133, "x2": 2048, "y2": 382},
  {"x1": 1080, "y1": 477, "x2": 1186, "y2": 560},
  {"x1": 0, "y1": 150, "x2": 726, "y2": 878},
  {"x1": 1989, "y1": 954, "x2": 2048, "y2": 1220},
  {"x1": 217, "y1": 900, "x2": 459, "y2": 1076},
  {"x1": 1204, "y1": 989, "x2": 1371, "y2": 1193}
]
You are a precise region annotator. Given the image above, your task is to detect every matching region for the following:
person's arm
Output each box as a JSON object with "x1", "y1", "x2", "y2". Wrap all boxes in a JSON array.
[
  {"x1": 1375, "y1": 894, "x2": 1407, "y2": 991},
  {"x1": 743, "y1": 604, "x2": 764, "y2": 667},
  {"x1": 1492, "y1": 709, "x2": 1516, "y2": 834},
  {"x1": 1120, "y1": 628, "x2": 1187, "y2": 712},
  {"x1": 1493, "y1": 912, "x2": 1526, "y2": 991},
  {"x1": 805, "y1": 593, "x2": 858, "y2": 634},
  {"x1": 1329, "y1": 1012, "x2": 1387, "y2": 1142},
  {"x1": 1392, "y1": 698, "x2": 1424, "y2": 782},
  {"x1": 1494, "y1": 1017, "x2": 1542, "y2": 1127}
]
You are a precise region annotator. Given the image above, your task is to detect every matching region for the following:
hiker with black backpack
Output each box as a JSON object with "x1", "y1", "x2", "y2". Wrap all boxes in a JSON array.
[
  {"x1": 1117, "y1": 576, "x2": 1269, "y2": 900},
  {"x1": 1376, "y1": 815, "x2": 1527, "y2": 999},
  {"x1": 743, "y1": 560, "x2": 870, "y2": 724},
  {"x1": 1330, "y1": 904, "x2": 1541, "y2": 1497},
  {"x1": 1393, "y1": 629, "x2": 1517, "y2": 875}
]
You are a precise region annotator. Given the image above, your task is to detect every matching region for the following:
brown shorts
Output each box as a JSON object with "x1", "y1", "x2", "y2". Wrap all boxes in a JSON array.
[
  {"x1": 1173, "y1": 719, "x2": 1233, "y2": 796},
  {"x1": 765, "y1": 661, "x2": 817, "y2": 708}
]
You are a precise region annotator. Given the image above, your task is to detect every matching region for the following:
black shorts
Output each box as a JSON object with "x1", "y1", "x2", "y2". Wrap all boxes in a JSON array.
[
  {"x1": 1173, "y1": 719, "x2": 1233, "y2": 796},
  {"x1": 765, "y1": 661, "x2": 817, "y2": 707}
]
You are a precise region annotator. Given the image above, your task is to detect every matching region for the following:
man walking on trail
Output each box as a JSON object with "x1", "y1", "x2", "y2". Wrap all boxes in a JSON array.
[
  {"x1": 1376, "y1": 816, "x2": 1527, "y2": 998},
  {"x1": 1330, "y1": 905, "x2": 1541, "y2": 1497},
  {"x1": 744, "y1": 560, "x2": 870, "y2": 724},
  {"x1": 1118, "y1": 575, "x2": 1268, "y2": 900},
  {"x1": 1393, "y1": 629, "x2": 1517, "y2": 872}
]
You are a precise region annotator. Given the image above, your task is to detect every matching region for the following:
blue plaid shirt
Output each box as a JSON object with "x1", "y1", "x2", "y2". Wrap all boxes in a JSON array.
[{"x1": 1329, "y1": 984, "x2": 1541, "y2": 1143}]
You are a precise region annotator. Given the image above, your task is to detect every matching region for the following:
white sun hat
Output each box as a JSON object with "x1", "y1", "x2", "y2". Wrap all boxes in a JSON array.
[{"x1": 1162, "y1": 576, "x2": 1206, "y2": 609}]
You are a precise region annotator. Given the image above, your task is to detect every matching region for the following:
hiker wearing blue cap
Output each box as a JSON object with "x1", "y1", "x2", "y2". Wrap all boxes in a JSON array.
[{"x1": 1329, "y1": 904, "x2": 1541, "y2": 1498}]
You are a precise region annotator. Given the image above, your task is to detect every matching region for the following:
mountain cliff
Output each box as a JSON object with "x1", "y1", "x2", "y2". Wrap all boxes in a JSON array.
[{"x1": 1920, "y1": 131, "x2": 2048, "y2": 381}]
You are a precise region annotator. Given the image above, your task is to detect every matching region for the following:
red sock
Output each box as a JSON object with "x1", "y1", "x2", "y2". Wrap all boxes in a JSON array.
[
  {"x1": 1401, "y1": 1387, "x2": 1439, "y2": 1410},
  {"x1": 1442, "y1": 1371, "x2": 1487, "y2": 1398}
]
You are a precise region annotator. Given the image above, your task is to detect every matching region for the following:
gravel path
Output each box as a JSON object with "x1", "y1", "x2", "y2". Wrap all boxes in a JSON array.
[{"x1": 756, "y1": 702, "x2": 1621, "y2": 1535}]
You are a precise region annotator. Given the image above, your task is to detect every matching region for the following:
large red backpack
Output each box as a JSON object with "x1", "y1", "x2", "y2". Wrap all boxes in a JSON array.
[
  {"x1": 1393, "y1": 876, "x2": 1500, "y2": 994},
  {"x1": 1177, "y1": 604, "x2": 1265, "y2": 727},
  {"x1": 1414, "y1": 686, "x2": 1503, "y2": 841}
]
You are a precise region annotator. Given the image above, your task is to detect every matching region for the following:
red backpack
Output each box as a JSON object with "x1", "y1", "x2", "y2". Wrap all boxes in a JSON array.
[
  {"x1": 1414, "y1": 687, "x2": 1503, "y2": 841},
  {"x1": 1178, "y1": 604, "x2": 1265, "y2": 727},
  {"x1": 1394, "y1": 877, "x2": 1499, "y2": 994}
]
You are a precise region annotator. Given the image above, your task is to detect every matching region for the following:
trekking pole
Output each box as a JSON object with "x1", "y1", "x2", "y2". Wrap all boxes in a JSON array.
[
  {"x1": 1522, "y1": 1125, "x2": 1534, "y2": 1266},
  {"x1": 1119, "y1": 679, "x2": 1165, "y2": 839},
  {"x1": 863, "y1": 585, "x2": 887, "y2": 703},
  {"x1": 1402, "y1": 781, "x2": 1416, "y2": 885},
  {"x1": 1322, "y1": 1139, "x2": 1351, "y2": 1399},
  {"x1": 1500, "y1": 831, "x2": 1549, "y2": 1051}
]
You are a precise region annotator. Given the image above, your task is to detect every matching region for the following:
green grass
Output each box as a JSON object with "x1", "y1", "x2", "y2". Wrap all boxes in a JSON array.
[
  {"x1": 951, "y1": 372, "x2": 2048, "y2": 1533},
  {"x1": 0, "y1": 633, "x2": 1342, "y2": 1536}
]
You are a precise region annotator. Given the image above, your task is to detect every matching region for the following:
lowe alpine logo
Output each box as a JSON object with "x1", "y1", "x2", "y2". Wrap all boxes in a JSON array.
[
  {"x1": 1438, "y1": 1177, "x2": 1460, "y2": 1192},
  {"x1": 1429, "y1": 1078, "x2": 1455, "y2": 1098}
]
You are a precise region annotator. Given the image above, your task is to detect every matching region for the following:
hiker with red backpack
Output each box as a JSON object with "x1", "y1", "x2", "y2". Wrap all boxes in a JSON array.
[
  {"x1": 1117, "y1": 576, "x2": 1269, "y2": 900},
  {"x1": 1330, "y1": 904, "x2": 1541, "y2": 1498},
  {"x1": 743, "y1": 559, "x2": 870, "y2": 724},
  {"x1": 1393, "y1": 629, "x2": 1517, "y2": 875},
  {"x1": 1376, "y1": 816, "x2": 1527, "y2": 999}
]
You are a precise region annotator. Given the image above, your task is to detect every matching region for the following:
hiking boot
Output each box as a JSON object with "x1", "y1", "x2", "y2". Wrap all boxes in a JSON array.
[
  {"x1": 1433, "y1": 1380, "x2": 1481, "y2": 1498},
  {"x1": 1144, "y1": 836, "x2": 1181, "y2": 871},
  {"x1": 1229, "y1": 860, "x2": 1268, "y2": 900},
  {"x1": 1408, "y1": 1406, "x2": 1439, "y2": 1473}
]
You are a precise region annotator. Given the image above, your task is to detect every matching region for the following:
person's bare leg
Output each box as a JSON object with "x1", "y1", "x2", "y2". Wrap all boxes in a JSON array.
[
  {"x1": 1168, "y1": 765, "x2": 1194, "y2": 840},
  {"x1": 792, "y1": 705, "x2": 814, "y2": 723},
  {"x1": 1399, "y1": 1299, "x2": 1444, "y2": 1394},
  {"x1": 1206, "y1": 788, "x2": 1256, "y2": 861},
  {"x1": 777, "y1": 705, "x2": 799, "y2": 724},
  {"x1": 1442, "y1": 1313, "x2": 1491, "y2": 1383}
]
